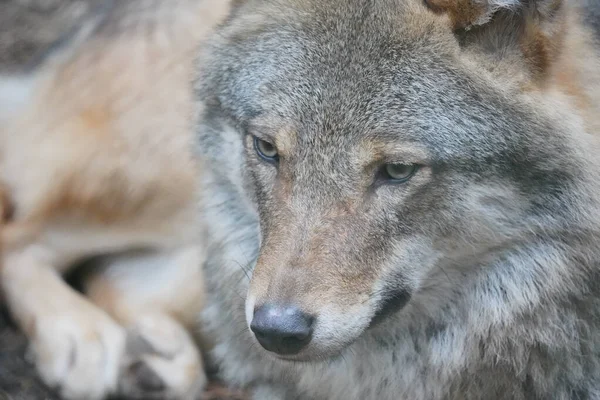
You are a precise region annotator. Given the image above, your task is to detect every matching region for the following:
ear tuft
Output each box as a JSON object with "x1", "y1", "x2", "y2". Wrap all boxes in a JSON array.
[
  {"x1": 425, "y1": 0, "x2": 568, "y2": 84},
  {"x1": 425, "y1": 0, "x2": 557, "y2": 29},
  {"x1": 475, "y1": 0, "x2": 524, "y2": 24}
]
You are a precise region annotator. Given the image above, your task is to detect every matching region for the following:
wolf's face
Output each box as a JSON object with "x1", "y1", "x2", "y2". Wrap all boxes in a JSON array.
[{"x1": 198, "y1": 0, "x2": 585, "y2": 360}]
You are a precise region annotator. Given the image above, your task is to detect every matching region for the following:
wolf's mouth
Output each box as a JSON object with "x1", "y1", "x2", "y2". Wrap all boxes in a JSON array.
[
  {"x1": 252, "y1": 294, "x2": 413, "y2": 363},
  {"x1": 368, "y1": 290, "x2": 412, "y2": 328},
  {"x1": 266, "y1": 346, "x2": 352, "y2": 364}
]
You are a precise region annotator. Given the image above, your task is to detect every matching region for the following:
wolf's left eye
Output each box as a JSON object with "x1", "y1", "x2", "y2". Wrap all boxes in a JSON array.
[
  {"x1": 254, "y1": 136, "x2": 279, "y2": 163},
  {"x1": 382, "y1": 163, "x2": 418, "y2": 182}
]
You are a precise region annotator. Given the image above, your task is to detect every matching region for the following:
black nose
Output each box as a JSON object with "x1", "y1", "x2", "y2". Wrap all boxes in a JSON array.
[{"x1": 250, "y1": 304, "x2": 314, "y2": 355}]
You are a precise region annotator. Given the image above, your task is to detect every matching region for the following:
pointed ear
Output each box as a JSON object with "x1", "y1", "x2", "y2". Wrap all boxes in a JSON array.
[
  {"x1": 424, "y1": 0, "x2": 563, "y2": 29},
  {"x1": 425, "y1": 0, "x2": 568, "y2": 82}
]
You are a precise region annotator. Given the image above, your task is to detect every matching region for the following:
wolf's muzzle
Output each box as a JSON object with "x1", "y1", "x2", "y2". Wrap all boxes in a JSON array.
[{"x1": 250, "y1": 304, "x2": 314, "y2": 355}]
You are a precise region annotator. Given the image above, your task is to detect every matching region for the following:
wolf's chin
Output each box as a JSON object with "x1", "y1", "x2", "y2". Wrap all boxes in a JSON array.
[
  {"x1": 268, "y1": 346, "x2": 352, "y2": 363},
  {"x1": 260, "y1": 331, "x2": 366, "y2": 363}
]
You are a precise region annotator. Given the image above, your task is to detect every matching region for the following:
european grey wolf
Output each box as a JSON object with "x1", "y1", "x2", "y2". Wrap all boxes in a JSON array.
[
  {"x1": 0, "y1": 1, "x2": 229, "y2": 399},
  {"x1": 195, "y1": 0, "x2": 600, "y2": 398}
]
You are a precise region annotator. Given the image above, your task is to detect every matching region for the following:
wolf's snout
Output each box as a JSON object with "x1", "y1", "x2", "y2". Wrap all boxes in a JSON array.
[{"x1": 250, "y1": 304, "x2": 314, "y2": 355}]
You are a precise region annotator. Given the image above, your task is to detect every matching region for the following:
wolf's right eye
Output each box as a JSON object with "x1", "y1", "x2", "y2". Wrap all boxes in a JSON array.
[
  {"x1": 253, "y1": 136, "x2": 279, "y2": 163},
  {"x1": 382, "y1": 163, "x2": 418, "y2": 183}
]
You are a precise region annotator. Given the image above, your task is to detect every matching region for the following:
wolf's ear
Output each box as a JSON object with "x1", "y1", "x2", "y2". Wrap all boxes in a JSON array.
[
  {"x1": 426, "y1": 0, "x2": 566, "y2": 82},
  {"x1": 424, "y1": 0, "x2": 562, "y2": 29}
]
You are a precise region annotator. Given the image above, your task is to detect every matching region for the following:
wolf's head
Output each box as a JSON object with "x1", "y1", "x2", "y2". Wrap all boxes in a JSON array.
[{"x1": 197, "y1": 0, "x2": 600, "y2": 360}]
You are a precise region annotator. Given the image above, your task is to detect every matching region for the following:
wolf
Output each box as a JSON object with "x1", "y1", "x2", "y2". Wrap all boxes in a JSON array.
[
  {"x1": 195, "y1": 0, "x2": 600, "y2": 398},
  {"x1": 0, "y1": 1, "x2": 230, "y2": 399}
]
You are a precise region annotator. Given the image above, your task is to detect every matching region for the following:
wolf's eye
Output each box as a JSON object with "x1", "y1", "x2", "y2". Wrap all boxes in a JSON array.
[
  {"x1": 254, "y1": 136, "x2": 279, "y2": 162},
  {"x1": 383, "y1": 163, "x2": 418, "y2": 182}
]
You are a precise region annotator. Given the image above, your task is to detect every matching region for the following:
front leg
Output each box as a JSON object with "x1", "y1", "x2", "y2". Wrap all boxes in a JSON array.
[
  {"x1": 2, "y1": 244, "x2": 126, "y2": 400},
  {"x1": 84, "y1": 245, "x2": 208, "y2": 400}
]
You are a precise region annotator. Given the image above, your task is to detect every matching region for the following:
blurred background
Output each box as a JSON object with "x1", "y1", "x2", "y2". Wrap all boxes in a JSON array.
[{"x1": 0, "y1": 1, "x2": 245, "y2": 399}]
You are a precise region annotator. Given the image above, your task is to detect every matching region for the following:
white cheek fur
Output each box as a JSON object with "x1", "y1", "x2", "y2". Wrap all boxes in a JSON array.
[{"x1": 245, "y1": 292, "x2": 257, "y2": 329}]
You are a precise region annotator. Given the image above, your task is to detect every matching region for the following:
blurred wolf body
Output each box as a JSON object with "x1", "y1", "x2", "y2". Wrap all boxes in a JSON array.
[{"x1": 0, "y1": 1, "x2": 230, "y2": 399}]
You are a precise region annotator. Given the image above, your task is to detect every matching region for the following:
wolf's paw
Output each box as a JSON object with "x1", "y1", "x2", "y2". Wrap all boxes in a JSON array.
[
  {"x1": 29, "y1": 311, "x2": 126, "y2": 400},
  {"x1": 119, "y1": 314, "x2": 206, "y2": 400}
]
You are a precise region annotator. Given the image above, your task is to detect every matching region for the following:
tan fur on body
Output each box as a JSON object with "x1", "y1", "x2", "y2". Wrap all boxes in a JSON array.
[{"x1": 0, "y1": 1, "x2": 230, "y2": 399}]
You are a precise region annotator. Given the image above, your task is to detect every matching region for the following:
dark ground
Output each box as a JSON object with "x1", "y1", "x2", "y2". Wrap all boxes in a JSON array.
[
  {"x1": 0, "y1": 307, "x2": 60, "y2": 400},
  {"x1": 0, "y1": 307, "x2": 248, "y2": 400}
]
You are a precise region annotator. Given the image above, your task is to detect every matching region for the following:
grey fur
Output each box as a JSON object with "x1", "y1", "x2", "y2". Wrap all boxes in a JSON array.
[
  {"x1": 194, "y1": 0, "x2": 600, "y2": 399},
  {"x1": 0, "y1": 0, "x2": 108, "y2": 72}
]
